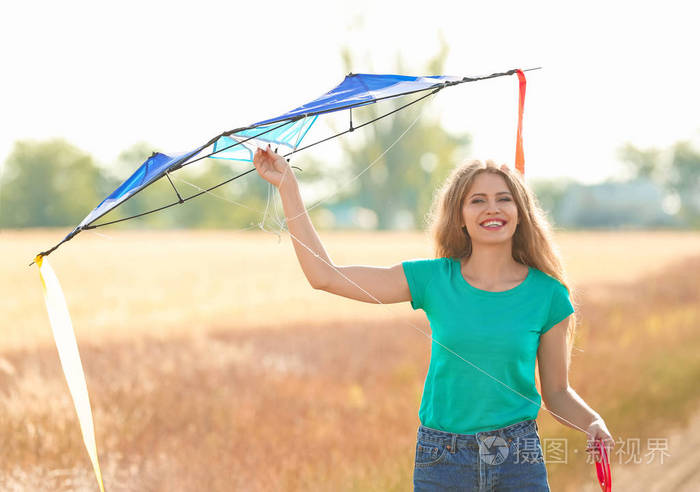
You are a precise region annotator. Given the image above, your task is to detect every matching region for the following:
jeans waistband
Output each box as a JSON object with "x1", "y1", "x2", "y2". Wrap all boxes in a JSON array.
[{"x1": 418, "y1": 419, "x2": 538, "y2": 447}]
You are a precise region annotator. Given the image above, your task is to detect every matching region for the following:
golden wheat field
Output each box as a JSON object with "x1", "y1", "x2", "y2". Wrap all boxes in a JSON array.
[{"x1": 2, "y1": 229, "x2": 700, "y2": 491}]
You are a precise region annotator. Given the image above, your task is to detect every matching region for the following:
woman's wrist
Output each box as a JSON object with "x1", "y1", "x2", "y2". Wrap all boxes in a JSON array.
[{"x1": 278, "y1": 170, "x2": 299, "y2": 194}]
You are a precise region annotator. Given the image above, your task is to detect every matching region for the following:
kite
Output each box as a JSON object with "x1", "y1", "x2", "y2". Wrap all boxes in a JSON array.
[
  {"x1": 33, "y1": 68, "x2": 535, "y2": 261},
  {"x1": 32, "y1": 68, "x2": 536, "y2": 491}
]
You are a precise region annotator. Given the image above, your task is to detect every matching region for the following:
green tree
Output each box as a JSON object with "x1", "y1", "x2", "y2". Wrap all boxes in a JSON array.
[
  {"x1": 617, "y1": 143, "x2": 663, "y2": 182},
  {"x1": 668, "y1": 140, "x2": 700, "y2": 227},
  {"x1": 617, "y1": 140, "x2": 700, "y2": 228},
  {"x1": 334, "y1": 39, "x2": 471, "y2": 229},
  {"x1": 0, "y1": 139, "x2": 105, "y2": 227},
  {"x1": 529, "y1": 177, "x2": 576, "y2": 225}
]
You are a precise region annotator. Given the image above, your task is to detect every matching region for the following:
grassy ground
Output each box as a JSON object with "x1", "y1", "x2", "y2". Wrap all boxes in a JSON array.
[
  {"x1": 5, "y1": 228, "x2": 700, "y2": 351},
  {"x1": 1, "y1": 229, "x2": 699, "y2": 490}
]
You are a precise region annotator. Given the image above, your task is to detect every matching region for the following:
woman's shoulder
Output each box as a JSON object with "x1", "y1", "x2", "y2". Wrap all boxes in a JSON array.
[
  {"x1": 402, "y1": 256, "x2": 452, "y2": 267},
  {"x1": 401, "y1": 256, "x2": 452, "y2": 277},
  {"x1": 526, "y1": 266, "x2": 569, "y2": 292}
]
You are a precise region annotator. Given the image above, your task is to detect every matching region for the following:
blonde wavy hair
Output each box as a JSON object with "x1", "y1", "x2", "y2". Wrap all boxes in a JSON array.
[{"x1": 427, "y1": 159, "x2": 578, "y2": 372}]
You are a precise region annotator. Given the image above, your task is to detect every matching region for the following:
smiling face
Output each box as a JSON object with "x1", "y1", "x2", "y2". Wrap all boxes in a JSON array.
[{"x1": 461, "y1": 172, "x2": 519, "y2": 244}]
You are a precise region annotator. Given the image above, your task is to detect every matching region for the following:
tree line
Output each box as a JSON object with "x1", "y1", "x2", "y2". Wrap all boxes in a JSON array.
[{"x1": 1, "y1": 133, "x2": 697, "y2": 231}]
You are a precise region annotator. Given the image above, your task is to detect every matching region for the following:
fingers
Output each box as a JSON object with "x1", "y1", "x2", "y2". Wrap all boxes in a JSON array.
[
  {"x1": 586, "y1": 446, "x2": 602, "y2": 463},
  {"x1": 253, "y1": 147, "x2": 271, "y2": 175},
  {"x1": 586, "y1": 437, "x2": 613, "y2": 462},
  {"x1": 253, "y1": 145, "x2": 271, "y2": 163},
  {"x1": 586, "y1": 437, "x2": 613, "y2": 450},
  {"x1": 254, "y1": 145, "x2": 288, "y2": 177},
  {"x1": 254, "y1": 144, "x2": 273, "y2": 162},
  {"x1": 253, "y1": 148, "x2": 263, "y2": 169}
]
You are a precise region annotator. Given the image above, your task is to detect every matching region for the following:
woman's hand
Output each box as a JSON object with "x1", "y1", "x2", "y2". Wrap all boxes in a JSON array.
[
  {"x1": 585, "y1": 417, "x2": 614, "y2": 462},
  {"x1": 253, "y1": 144, "x2": 294, "y2": 189}
]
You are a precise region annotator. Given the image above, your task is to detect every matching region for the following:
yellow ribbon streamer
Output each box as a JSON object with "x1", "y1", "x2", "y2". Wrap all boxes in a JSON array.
[{"x1": 35, "y1": 255, "x2": 105, "y2": 492}]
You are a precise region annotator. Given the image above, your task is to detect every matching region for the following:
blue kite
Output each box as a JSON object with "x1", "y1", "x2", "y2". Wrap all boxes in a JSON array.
[{"x1": 34, "y1": 69, "x2": 535, "y2": 261}]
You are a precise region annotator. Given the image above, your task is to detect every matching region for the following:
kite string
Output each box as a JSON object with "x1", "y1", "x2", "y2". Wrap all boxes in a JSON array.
[
  {"x1": 260, "y1": 182, "x2": 282, "y2": 242},
  {"x1": 260, "y1": 95, "x2": 427, "y2": 235},
  {"x1": 173, "y1": 177, "x2": 276, "y2": 234},
  {"x1": 211, "y1": 112, "x2": 596, "y2": 440},
  {"x1": 174, "y1": 176, "x2": 265, "y2": 215},
  {"x1": 281, "y1": 228, "x2": 591, "y2": 437},
  {"x1": 275, "y1": 201, "x2": 593, "y2": 438},
  {"x1": 222, "y1": 176, "x2": 594, "y2": 438},
  {"x1": 296, "y1": 107, "x2": 424, "y2": 220}
]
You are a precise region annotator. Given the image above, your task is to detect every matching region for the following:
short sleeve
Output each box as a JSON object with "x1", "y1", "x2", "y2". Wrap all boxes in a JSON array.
[
  {"x1": 401, "y1": 258, "x2": 440, "y2": 311},
  {"x1": 542, "y1": 281, "x2": 575, "y2": 334}
]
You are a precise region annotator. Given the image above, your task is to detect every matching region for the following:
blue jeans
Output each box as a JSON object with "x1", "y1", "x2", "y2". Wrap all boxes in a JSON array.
[{"x1": 413, "y1": 419, "x2": 550, "y2": 491}]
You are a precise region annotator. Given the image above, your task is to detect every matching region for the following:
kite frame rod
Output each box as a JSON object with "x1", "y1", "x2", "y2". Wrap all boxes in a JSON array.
[
  {"x1": 30, "y1": 119, "x2": 300, "y2": 263},
  {"x1": 83, "y1": 165, "x2": 304, "y2": 230},
  {"x1": 84, "y1": 167, "x2": 256, "y2": 229},
  {"x1": 243, "y1": 67, "x2": 541, "y2": 131},
  {"x1": 185, "y1": 67, "x2": 542, "y2": 166},
  {"x1": 29, "y1": 83, "x2": 436, "y2": 263},
  {"x1": 282, "y1": 85, "x2": 440, "y2": 158},
  {"x1": 75, "y1": 119, "x2": 296, "y2": 230},
  {"x1": 165, "y1": 171, "x2": 184, "y2": 203},
  {"x1": 173, "y1": 119, "x2": 297, "y2": 172},
  {"x1": 86, "y1": 87, "x2": 442, "y2": 229}
]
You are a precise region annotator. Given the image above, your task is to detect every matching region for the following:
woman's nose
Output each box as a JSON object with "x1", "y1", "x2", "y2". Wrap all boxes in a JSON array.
[{"x1": 486, "y1": 200, "x2": 501, "y2": 211}]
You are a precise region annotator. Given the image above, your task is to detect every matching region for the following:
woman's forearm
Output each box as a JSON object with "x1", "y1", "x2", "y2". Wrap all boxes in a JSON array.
[
  {"x1": 544, "y1": 387, "x2": 601, "y2": 435},
  {"x1": 277, "y1": 177, "x2": 334, "y2": 289}
]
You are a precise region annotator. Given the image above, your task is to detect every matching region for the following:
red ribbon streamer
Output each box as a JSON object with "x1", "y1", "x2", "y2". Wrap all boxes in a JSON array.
[{"x1": 514, "y1": 69, "x2": 526, "y2": 175}]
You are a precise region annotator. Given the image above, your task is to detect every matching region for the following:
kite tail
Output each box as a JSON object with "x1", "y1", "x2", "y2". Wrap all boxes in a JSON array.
[
  {"x1": 35, "y1": 255, "x2": 106, "y2": 492},
  {"x1": 514, "y1": 69, "x2": 527, "y2": 175}
]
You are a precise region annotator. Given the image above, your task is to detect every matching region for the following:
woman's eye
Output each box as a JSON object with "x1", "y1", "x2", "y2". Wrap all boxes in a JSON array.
[{"x1": 471, "y1": 198, "x2": 511, "y2": 203}]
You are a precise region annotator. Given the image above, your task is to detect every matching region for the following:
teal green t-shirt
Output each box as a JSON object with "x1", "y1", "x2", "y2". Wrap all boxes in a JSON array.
[{"x1": 402, "y1": 257, "x2": 575, "y2": 434}]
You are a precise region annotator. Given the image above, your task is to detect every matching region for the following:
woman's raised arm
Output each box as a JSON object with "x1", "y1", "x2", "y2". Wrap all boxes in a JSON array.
[{"x1": 253, "y1": 146, "x2": 411, "y2": 304}]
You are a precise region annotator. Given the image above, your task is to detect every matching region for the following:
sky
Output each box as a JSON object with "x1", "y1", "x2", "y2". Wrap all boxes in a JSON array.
[{"x1": 2, "y1": 0, "x2": 698, "y2": 185}]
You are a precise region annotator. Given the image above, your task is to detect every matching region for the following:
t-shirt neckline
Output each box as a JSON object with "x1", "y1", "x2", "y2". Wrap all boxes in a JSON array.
[{"x1": 449, "y1": 258, "x2": 532, "y2": 297}]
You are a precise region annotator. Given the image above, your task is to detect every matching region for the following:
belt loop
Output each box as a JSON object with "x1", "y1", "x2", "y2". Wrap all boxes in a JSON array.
[{"x1": 450, "y1": 433, "x2": 457, "y2": 453}]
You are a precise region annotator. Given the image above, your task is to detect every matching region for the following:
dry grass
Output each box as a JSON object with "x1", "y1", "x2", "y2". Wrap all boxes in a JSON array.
[
  {"x1": 542, "y1": 255, "x2": 700, "y2": 491},
  {"x1": 4, "y1": 229, "x2": 700, "y2": 351},
  {"x1": 1, "y1": 229, "x2": 700, "y2": 490},
  {"x1": 1, "y1": 318, "x2": 428, "y2": 491},
  {"x1": 3, "y1": 229, "x2": 436, "y2": 352}
]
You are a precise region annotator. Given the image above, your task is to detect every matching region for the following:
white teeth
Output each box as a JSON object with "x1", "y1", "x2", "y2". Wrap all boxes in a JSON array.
[{"x1": 482, "y1": 221, "x2": 504, "y2": 227}]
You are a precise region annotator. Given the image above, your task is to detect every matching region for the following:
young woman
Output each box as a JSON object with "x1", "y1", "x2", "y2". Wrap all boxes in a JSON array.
[{"x1": 253, "y1": 145, "x2": 614, "y2": 491}]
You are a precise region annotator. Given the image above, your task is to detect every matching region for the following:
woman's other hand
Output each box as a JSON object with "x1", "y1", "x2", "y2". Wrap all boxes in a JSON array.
[
  {"x1": 585, "y1": 417, "x2": 614, "y2": 462},
  {"x1": 253, "y1": 145, "x2": 294, "y2": 189}
]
